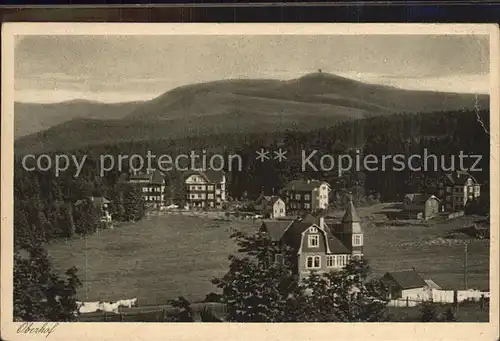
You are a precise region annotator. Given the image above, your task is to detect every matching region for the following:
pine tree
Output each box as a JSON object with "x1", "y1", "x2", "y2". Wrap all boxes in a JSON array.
[
  {"x1": 122, "y1": 184, "x2": 145, "y2": 221},
  {"x1": 74, "y1": 200, "x2": 100, "y2": 235},
  {"x1": 212, "y1": 229, "x2": 296, "y2": 322},
  {"x1": 13, "y1": 246, "x2": 82, "y2": 321},
  {"x1": 59, "y1": 203, "x2": 76, "y2": 238},
  {"x1": 14, "y1": 203, "x2": 31, "y2": 250}
]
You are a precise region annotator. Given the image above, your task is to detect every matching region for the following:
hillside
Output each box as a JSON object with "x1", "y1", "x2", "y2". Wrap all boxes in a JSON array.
[
  {"x1": 14, "y1": 100, "x2": 144, "y2": 138},
  {"x1": 126, "y1": 73, "x2": 489, "y2": 121},
  {"x1": 14, "y1": 73, "x2": 489, "y2": 154},
  {"x1": 14, "y1": 112, "x2": 350, "y2": 155}
]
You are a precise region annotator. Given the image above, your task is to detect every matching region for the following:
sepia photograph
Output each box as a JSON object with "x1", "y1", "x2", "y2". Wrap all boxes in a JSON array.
[{"x1": 1, "y1": 23, "x2": 499, "y2": 340}]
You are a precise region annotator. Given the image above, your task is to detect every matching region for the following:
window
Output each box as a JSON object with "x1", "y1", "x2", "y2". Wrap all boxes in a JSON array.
[
  {"x1": 306, "y1": 256, "x2": 321, "y2": 269},
  {"x1": 326, "y1": 255, "x2": 336, "y2": 268},
  {"x1": 208, "y1": 194, "x2": 214, "y2": 199},
  {"x1": 309, "y1": 226, "x2": 317, "y2": 233},
  {"x1": 280, "y1": 208, "x2": 284, "y2": 213},
  {"x1": 304, "y1": 194, "x2": 310, "y2": 200},
  {"x1": 446, "y1": 186, "x2": 452, "y2": 193},
  {"x1": 142, "y1": 187, "x2": 148, "y2": 193},
  {"x1": 338, "y1": 255, "x2": 350, "y2": 267},
  {"x1": 308, "y1": 235, "x2": 319, "y2": 247},
  {"x1": 295, "y1": 194, "x2": 301, "y2": 200},
  {"x1": 352, "y1": 234, "x2": 363, "y2": 246},
  {"x1": 304, "y1": 203, "x2": 310, "y2": 209},
  {"x1": 275, "y1": 254, "x2": 284, "y2": 264}
]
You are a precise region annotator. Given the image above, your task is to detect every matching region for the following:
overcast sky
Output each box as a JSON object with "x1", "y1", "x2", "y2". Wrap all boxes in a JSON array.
[{"x1": 15, "y1": 34, "x2": 490, "y2": 103}]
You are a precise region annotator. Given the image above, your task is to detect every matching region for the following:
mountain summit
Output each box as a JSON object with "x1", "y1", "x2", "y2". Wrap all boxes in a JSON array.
[{"x1": 15, "y1": 73, "x2": 489, "y2": 153}]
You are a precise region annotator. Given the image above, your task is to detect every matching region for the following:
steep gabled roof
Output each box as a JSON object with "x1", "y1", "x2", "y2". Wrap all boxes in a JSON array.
[
  {"x1": 93, "y1": 197, "x2": 111, "y2": 208},
  {"x1": 424, "y1": 279, "x2": 441, "y2": 290},
  {"x1": 441, "y1": 171, "x2": 478, "y2": 186},
  {"x1": 283, "y1": 179, "x2": 329, "y2": 192},
  {"x1": 75, "y1": 196, "x2": 110, "y2": 209},
  {"x1": 404, "y1": 193, "x2": 427, "y2": 204},
  {"x1": 382, "y1": 269, "x2": 427, "y2": 290},
  {"x1": 342, "y1": 200, "x2": 360, "y2": 223},
  {"x1": 405, "y1": 193, "x2": 440, "y2": 205},
  {"x1": 259, "y1": 195, "x2": 283, "y2": 207},
  {"x1": 149, "y1": 170, "x2": 166, "y2": 185},
  {"x1": 282, "y1": 221, "x2": 312, "y2": 251},
  {"x1": 129, "y1": 170, "x2": 165, "y2": 185},
  {"x1": 327, "y1": 236, "x2": 350, "y2": 254},
  {"x1": 184, "y1": 170, "x2": 225, "y2": 184},
  {"x1": 279, "y1": 216, "x2": 350, "y2": 254},
  {"x1": 260, "y1": 221, "x2": 292, "y2": 242}
]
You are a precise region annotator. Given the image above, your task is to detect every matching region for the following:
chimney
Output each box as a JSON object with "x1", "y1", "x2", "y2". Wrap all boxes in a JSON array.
[{"x1": 319, "y1": 216, "x2": 325, "y2": 229}]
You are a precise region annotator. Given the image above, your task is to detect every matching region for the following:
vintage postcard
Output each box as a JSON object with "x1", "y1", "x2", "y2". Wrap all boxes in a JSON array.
[{"x1": 1, "y1": 23, "x2": 499, "y2": 340}]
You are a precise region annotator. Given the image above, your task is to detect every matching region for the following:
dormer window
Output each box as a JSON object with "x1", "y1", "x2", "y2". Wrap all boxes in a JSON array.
[
  {"x1": 308, "y1": 235, "x2": 319, "y2": 247},
  {"x1": 309, "y1": 226, "x2": 317, "y2": 233}
]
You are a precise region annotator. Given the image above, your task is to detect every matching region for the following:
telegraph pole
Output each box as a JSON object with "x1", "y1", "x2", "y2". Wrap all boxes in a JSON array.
[{"x1": 464, "y1": 243, "x2": 468, "y2": 290}]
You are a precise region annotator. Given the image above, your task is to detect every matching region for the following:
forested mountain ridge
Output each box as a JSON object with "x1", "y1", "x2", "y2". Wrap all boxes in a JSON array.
[{"x1": 15, "y1": 73, "x2": 488, "y2": 154}]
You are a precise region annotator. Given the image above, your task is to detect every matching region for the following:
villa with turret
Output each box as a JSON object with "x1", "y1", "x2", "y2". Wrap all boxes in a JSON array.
[{"x1": 260, "y1": 200, "x2": 363, "y2": 280}]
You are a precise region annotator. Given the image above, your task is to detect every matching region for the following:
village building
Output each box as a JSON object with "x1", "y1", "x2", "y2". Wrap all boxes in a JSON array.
[
  {"x1": 75, "y1": 196, "x2": 112, "y2": 223},
  {"x1": 254, "y1": 195, "x2": 286, "y2": 219},
  {"x1": 260, "y1": 200, "x2": 363, "y2": 280},
  {"x1": 437, "y1": 171, "x2": 480, "y2": 212},
  {"x1": 381, "y1": 269, "x2": 435, "y2": 301},
  {"x1": 282, "y1": 179, "x2": 330, "y2": 214},
  {"x1": 403, "y1": 193, "x2": 440, "y2": 220},
  {"x1": 128, "y1": 170, "x2": 167, "y2": 210},
  {"x1": 184, "y1": 170, "x2": 227, "y2": 209}
]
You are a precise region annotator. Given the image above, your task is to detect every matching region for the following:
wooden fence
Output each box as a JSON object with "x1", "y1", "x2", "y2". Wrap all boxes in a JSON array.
[{"x1": 387, "y1": 289, "x2": 489, "y2": 308}]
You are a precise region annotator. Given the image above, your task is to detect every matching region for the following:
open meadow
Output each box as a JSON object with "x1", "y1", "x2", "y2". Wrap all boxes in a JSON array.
[{"x1": 46, "y1": 204, "x2": 490, "y2": 306}]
